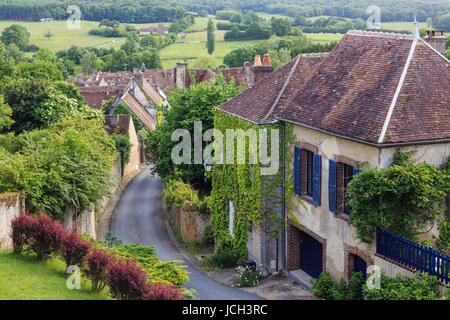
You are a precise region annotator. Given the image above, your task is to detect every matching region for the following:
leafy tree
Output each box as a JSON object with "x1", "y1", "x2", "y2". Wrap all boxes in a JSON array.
[
  {"x1": 0, "y1": 42, "x2": 15, "y2": 79},
  {"x1": 271, "y1": 18, "x2": 292, "y2": 36},
  {"x1": 0, "y1": 95, "x2": 13, "y2": 132},
  {"x1": 16, "y1": 60, "x2": 63, "y2": 81},
  {"x1": 230, "y1": 13, "x2": 242, "y2": 24},
  {"x1": 105, "y1": 49, "x2": 128, "y2": 72},
  {"x1": 0, "y1": 24, "x2": 30, "y2": 49},
  {"x1": 198, "y1": 10, "x2": 208, "y2": 17},
  {"x1": 80, "y1": 51, "x2": 99, "y2": 75},
  {"x1": 149, "y1": 73, "x2": 243, "y2": 188},
  {"x1": 223, "y1": 47, "x2": 255, "y2": 67},
  {"x1": 206, "y1": 19, "x2": 215, "y2": 55},
  {"x1": 6, "y1": 43, "x2": 25, "y2": 64},
  {"x1": 168, "y1": 22, "x2": 181, "y2": 34},
  {"x1": 33, "y1": 47, "x2": 58, "y2": 63},
  {"x1": 0, "y1": 118, "x2": 116, "y2": 218},
  {"x1": 112, "y1": 134, "x2": 132, "y2": 174},
  {"x1": 44, "y1": 30, "x2": 53, "y2": 40},
  {"x1": 121, "y1": 33, "x2": 139, "y2": 55},
  {"x1": 0, "y1": 78, "x2": 93, "y2": 133}
]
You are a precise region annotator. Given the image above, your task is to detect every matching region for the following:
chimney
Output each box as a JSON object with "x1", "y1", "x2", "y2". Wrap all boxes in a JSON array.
[
  {"x1": 254, "y1": 55, "x2": 262, "y2": 66},
  {"x1": 424, "y1": 30, "x2": 447, "y2": 55},
  {"x1": 263, "y1": 54, "x2": 271, "y2": 66},
  {"x1": 243, "y1": 61, "x2": 252, "y2": 87},
  {"x1": 250, "y1": 54, "x2": 273, "y2": 86},
  {"x1": 175, "y1": 62, "x2": 187, "y2": 89}
]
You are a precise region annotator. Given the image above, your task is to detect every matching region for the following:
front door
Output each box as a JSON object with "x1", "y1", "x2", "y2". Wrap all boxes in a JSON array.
[
  {"x1": 353, "y1": 255, "x2": 367, "y2": 281},
  {"x1": 299, "y1": 231, "x2": 323, "y2": 278}
]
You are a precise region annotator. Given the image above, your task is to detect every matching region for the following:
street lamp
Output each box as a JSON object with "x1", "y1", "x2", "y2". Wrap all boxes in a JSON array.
[{"x1": 204, "y1": 158, "x2": 213, "y2": 172}]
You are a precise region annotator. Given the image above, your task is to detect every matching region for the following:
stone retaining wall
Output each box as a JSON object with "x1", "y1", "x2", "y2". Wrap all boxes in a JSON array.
[{"x1": 0, "y1": 193, "x2": 24, "y2": 250}]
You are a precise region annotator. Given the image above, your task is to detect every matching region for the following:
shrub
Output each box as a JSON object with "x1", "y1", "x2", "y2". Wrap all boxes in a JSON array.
[
  {"x1": 163, "y1": 179, "x2": 199, "y2": 209},
  {"x1": 10, "y1": 213, "x2": 36, "y2": 254},
  {"x1": 60, "y1": 232, "x2": 91, "y2": 267},
  {"x1": 109, "y1": 244, "x2": 188, "y2": 286},
  {"x1": 84, "y1": 248, "x2": 113, "y2": 292},
  {"x1": 106, "y1": 258, "x2": 149, "y2": 300},
  {"x1": 204, "y1": 249, "x2": 237, "y2": 269},
  {"x1": 363, "y1": 272, "x2": 439, "y2": 300},
  {"x1": 143, "y1": 282, "x2": 186, "y2": 300},
  {"x1": 311, "y1": 271, "x2": 335, "y2": 299},
  {"x1": 182, "y1": 288, "x2": 199, "y2": 300},
  {"x1": 30, "y1": 215, "x2": 64, "y2": 261},
  {"x1": 233, "y1": 266, "x2": 265, "y2": 288},
  {"x1": 331, "y1": 272, "x2": 364, "y2": 300}
]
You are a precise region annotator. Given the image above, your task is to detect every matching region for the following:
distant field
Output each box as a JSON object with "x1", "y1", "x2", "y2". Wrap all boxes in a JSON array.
[
  {"x1": 159, "y1": 39, "x2": 261, "y2": 68},
  {"x1": 379, "y1": 21, "x2": 427, "y2": 32},
  {"x1": 0, "y1": 20, "x2": 127, "y2": 51},
  {"x1": 306, "y1": 33, "x2": 344, "y2": 43}
]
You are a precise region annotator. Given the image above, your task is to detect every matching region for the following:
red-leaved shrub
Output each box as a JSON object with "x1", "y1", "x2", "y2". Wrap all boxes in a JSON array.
[
  {"x1": 84, "y1": 248, "x2": 113, "y2": 292},
  {"x1": 10, "y1": 213, "x2": 37, "y2": 254},
  {"x1": 106, "y1": 258, "x2": 149, "y2": 300},
  {"x1": 31, "y1": 215, "x2": 65, "y2": 261},
  {"x1": 143, "y1": 282, "x2": 186, "y2": 300},
  {"x1": 60, "y1": 231, "x2": 91, "y2": 267}
]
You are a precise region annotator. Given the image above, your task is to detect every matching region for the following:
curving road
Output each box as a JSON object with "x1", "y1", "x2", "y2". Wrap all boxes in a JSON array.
[{"x1": 110, "y1": 166, "x2": 263, "y2": 300}]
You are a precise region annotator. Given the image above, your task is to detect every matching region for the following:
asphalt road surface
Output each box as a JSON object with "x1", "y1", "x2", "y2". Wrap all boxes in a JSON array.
[{"x1": 110, "y1": 166, "x2": 262, "y2": 300}]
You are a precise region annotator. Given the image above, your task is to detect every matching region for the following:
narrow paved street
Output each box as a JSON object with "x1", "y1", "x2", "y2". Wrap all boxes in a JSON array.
[{"x1": 110, "y1": 166, "x2": 263, "y2": 300}]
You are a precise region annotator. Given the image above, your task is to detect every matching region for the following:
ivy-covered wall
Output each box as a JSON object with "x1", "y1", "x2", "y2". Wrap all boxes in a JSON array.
[{"x1": 208, "y1": 109, "x2": 296, "y2": 267}]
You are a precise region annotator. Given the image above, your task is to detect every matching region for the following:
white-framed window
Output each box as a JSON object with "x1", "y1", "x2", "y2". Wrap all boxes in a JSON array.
[{"x1": 229, "y1": 200, "x2": 234, "y2": 237}]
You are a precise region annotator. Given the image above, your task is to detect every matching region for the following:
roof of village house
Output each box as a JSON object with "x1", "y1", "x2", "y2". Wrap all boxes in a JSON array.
[
  {"x1": 79, "y1": 86, "x2": 122, "y2": 109},
  {"x1": 218, "y1": 30, "x2": 450, "y2": 145},
  {"x1": 104, "y1": 114, "x2": 132, "y2": 135},
  {"x1": 120, "y1": 92, "x2": 156, "y2": 131}
]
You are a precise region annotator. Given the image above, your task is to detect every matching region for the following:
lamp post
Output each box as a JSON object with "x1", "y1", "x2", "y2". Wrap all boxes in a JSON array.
[{"x1": 204, "y1": 158, "x2": 213, "y2": 172}]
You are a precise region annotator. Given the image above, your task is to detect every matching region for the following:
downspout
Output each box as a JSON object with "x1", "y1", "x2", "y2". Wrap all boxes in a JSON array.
[{"x1": 280, "y1": 121, "x2": 286, "y2": 270}]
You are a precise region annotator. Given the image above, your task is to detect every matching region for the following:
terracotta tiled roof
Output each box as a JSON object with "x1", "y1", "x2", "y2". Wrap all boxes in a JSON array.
[
  {"x1": 121, "y1": 92, "x2": 156, "y2": 131},
  {"x1": 218, "y1": 30, "x2": 450, "y2": 145},
  {"x1": 79, "y1": 86, "x2": 121, "y2": 108},
  {"x1": 104, "y1": 114, "x2": 132, "y2": 135}
]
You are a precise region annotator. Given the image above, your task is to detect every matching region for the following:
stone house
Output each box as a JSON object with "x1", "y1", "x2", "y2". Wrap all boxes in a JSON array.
[
  {"x1": 105, "y1": 114, "x2": 141, "y2": 177},
  {"x1": 215, "y1": 28, "x2": 449, "y2": 284}
]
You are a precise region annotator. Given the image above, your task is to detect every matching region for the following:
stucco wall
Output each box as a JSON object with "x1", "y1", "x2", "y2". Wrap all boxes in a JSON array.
[
  {"x1": 0, "y1": 193, "x2": 24, "y2": 250},
  {"x1": 122, "y1": 117, "x2": 141, "y2": 177},
  {"x1": 287, "y1": 125, "x2": 450, "y2": 280}
]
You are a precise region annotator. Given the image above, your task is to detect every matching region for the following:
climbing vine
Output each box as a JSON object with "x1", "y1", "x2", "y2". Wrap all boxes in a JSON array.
[
  {"x1": 207, "y1": 110, "x2": 296, "y2": 261},
  {"x1": 348, "y1": 151, "x2": 450, "y2": 243}
]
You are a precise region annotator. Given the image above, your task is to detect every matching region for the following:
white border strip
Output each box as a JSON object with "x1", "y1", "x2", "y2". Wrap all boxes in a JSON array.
[{"x1": 378, "y1": 40, "x2": 417, "y2": 144}]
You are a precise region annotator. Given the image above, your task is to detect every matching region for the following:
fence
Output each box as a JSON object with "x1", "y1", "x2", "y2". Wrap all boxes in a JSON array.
[{"x1": 376, "y1": 228, "x2": 449, "y2": 285}]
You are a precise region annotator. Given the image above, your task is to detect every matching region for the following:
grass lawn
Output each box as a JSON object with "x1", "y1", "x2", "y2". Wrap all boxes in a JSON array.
[
  {"x1": 380, "y1": 21, "x2": 427, "y2": 32},
  {"x1": 0, "y1": 20, "x2": 134, "y2": 52},
  {"x1": 305, "y1": 32, "x2": 344, "y2": 43},
  {"x1": 159, "y1": 39, "x2": 261, "y2": 68},
  {"x1": 0, "y1": 250, "x2": 111, "y2": 300}
]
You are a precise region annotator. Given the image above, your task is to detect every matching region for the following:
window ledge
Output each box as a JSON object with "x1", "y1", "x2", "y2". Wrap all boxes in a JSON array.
[
  {"x1": 335, "y1": 212, "x2": 350, "y2": 222},
  {"x1": 299, "y1": 195, "x2": 318, "y2": 208}
]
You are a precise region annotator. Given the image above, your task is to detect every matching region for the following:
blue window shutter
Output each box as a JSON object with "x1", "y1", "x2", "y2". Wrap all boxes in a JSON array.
[
  {"x1": 294, "y1": 147, "x2": 301, "y2": 195},
  {"x1": 312, "y1": 154, "x2": 321, "y2": 205},
  {"x1": 353, "y1": 168, "x2": 362, "y2": 176},
  {"x1": 329, "y1": 160, "x2": 337, "y2": 213}
]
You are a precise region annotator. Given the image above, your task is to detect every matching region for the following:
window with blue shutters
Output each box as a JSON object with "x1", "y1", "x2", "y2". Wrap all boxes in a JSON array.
[
  {"x1": 329, "y1": 160, "x2": 337, "y2": 213},
  {"x1": 294, "y1": 146, "x2": 301, "y2": 195},
  {"x1": 312, "y1": 154, "x2": 322, "y2": 205}
]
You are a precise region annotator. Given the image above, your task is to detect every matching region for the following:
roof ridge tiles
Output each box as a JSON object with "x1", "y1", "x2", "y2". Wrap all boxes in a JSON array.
[{"x1": 346, "y1": 29, "x2": 413, "y2": 40}]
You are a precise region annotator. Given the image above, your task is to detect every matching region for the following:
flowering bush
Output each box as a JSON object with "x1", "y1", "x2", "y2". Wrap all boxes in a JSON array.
[
  {"x1": 60, "y1": 231, "x2": 91, "y2": 267},
  {"x1": 84, "y1": 248, "x2": 113, "y2": 292},
  {"x1": 233, "y1": 266, "x2": 265, "y2": 288},
  {"x1": 10, "y1": 213, "x2": 36, "y2": 254},
  {"x1": 30, "y1": 215, "x2": 65, "y2": 261},
  {"x1": 143, "y1": 282, "x2": 186, "y2": 300},
  {"x1": 106, "y1": 258, "x2": 149, "y2": 300}
]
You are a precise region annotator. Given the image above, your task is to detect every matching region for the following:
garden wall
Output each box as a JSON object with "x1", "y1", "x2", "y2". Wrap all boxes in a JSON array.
[
  {"x1": 0, "y1": 193, "x2": 24, "y2": 250},
  {"x1": 167, "y1": 200, "x2": 210, "y2": 245}
]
